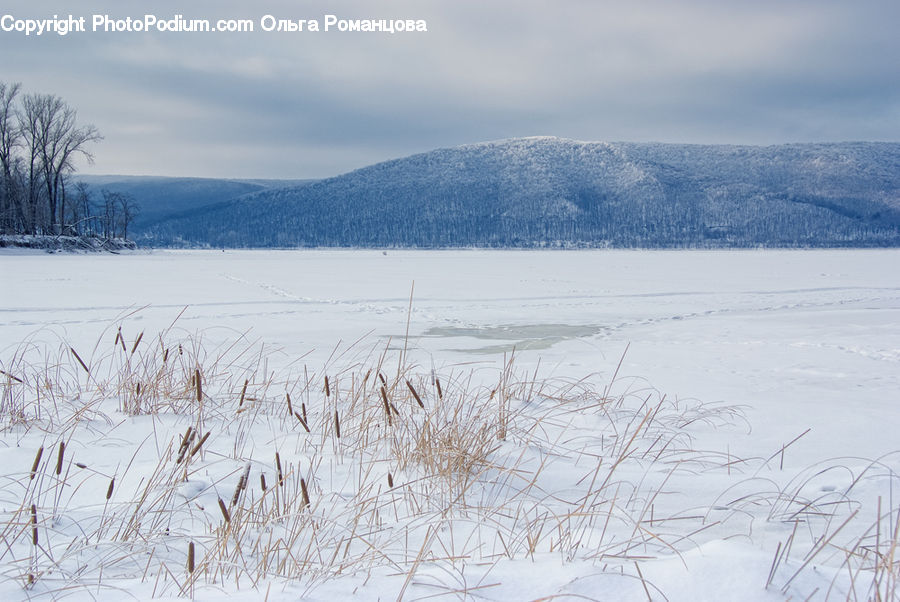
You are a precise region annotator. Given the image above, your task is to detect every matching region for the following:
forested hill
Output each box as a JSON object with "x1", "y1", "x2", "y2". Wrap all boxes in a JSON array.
[
  {"x1": 76, "y1": 175, "x2": 311, "y2": 231},
  {"x1": 143, "y1": 137, "x2": 900, "y2": 248}
]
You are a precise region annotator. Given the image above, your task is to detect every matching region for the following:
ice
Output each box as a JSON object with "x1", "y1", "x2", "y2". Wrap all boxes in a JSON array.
[{"x1": 1, "y1": 248, "x2": 898, "y2": 600}]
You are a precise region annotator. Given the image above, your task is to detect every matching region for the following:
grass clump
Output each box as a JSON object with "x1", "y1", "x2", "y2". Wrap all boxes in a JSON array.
[{"x1": 0, "y1": 323, "x2": 897, "y2": 600}]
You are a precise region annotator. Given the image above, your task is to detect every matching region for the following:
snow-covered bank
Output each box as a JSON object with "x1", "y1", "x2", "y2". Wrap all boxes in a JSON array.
[
  {"x1": 0, "y1": 234, "x2": 137, "y2": 253},
  {"x1": 1, "y1": 249, "x2": 898, "y2": 600}
]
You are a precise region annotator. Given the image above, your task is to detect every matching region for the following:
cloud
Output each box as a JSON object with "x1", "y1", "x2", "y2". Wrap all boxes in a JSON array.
[{"x1": 1, "y1": 0, "x2": 897, "y2": 178}]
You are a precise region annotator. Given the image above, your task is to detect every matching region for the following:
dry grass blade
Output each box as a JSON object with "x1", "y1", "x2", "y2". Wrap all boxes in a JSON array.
[
  {"x1": 0, "y1": 368, "x2": 23, "y2": 383},
  {"x1": 782, "y1": 509, "x2": 860, "y2": 593}
]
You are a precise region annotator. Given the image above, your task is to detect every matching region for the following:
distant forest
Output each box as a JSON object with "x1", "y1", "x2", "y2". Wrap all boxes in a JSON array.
[
  {"x1": 143, "y1": 138, "x2": 900, "y2": 249},
  {"x1": 0, "y1": 81, "x2": 137, "y2": 240}
]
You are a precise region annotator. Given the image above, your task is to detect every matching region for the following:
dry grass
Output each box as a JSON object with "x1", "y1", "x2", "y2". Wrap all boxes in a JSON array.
[{"x1": 0, "y1": 324, "x2": 897, "y2": 600}]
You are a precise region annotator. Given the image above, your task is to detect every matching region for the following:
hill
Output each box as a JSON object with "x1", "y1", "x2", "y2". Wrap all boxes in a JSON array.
[
  {"x1": 76, "y1": 175, "x2": 312, "y2": 232},
  {"x1": 142, "y1": 138, "x2": 900, "y2": 248}
]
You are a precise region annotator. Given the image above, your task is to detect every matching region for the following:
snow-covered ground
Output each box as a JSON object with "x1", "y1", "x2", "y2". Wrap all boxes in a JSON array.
[{"x1": 1, "y1": 249, "x2": 899, "y2": 600}]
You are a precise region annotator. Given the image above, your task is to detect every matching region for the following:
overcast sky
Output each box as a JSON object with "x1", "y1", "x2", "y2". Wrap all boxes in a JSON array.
[{"x1": 2, "y1": 0, "x2": 898, "y2": 179}]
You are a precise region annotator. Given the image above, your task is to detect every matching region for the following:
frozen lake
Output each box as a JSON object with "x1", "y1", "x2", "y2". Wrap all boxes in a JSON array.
[
  {"x1": 3, "y1": 249, "x2": 899, "y2": 462},
  {"x1": 1, "y1": 248, "x2": 899, "y2": 600}
]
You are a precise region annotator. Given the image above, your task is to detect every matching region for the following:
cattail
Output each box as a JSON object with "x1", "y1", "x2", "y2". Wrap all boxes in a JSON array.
[
  {"x1": 379, "y1": 372, "x2": 387, "y2": 386},
  {"x1": 162, "y1": 347, "x2": 170, "y2": 363},
  {"x1": 231, "y1": 462, "x2": 251, "y2": 507},
  {"x1": 406, "y1": 380, "x2": 424, "y2": 409},
  {"x1": 31, "y1": 504, "x2": 38, "y2": 545},
  {"x1": 187, "y1": 542, "x2": 195, "y2": 573},
  {"x1": 238, "y1": 380, "x2": 248, "y2": 407},
  {"x1": 275, "y1": 452, "x2": 284, "y2": 485},
  {"x1": 75, "y1": 462, "x2": 87, "y2": 469},
  {"x1": 285, "y1": 392, "x2": 294, "y2": 416},
  {"x1": 30, "y1": 447, "x2": 43, "y2": 480},
  {"x1": 70, "y1": 347, "x2": 90, "y2": 376},
  {"x1": 135, "y1": 382, "x2": 142, "y2": 397},
  {"x1": 260, "y1": 473, "x2": 267, "y2": 492},
  {"x1": 106, "y1": 477, "x2": 115, "y2": 500},
  {"x1": 387, "y1": 472, "x2": 394, "y2": 488},
  {"x1": 294, "y1": 411, "x2": 310, "y2": 433},
  {"x1": 55, "y1": 442, "x2": 65, "y2": 476},
  {"x1": 301, "y1": 402, "x2": 308, "y2": 425},
  {"x1": 435, "y1": 377, "x2": 443, "y2": 400},
  {"x1": 189, "y1": 431, "x2": 210, "y2": 459},
  {"x1": 176, "y1": 427, "x2": 194, "y2": 464},
  {"x1": 194, "y1": 369, "x2": 202, "y2": 402},
  {"x1": 380, "y1": 387, "x2": 392, "y2": 425},
  {"x1": 334, "y1": 410, "x2": 341, "y2": 439},
  {"x1": 217, "y1": 497, "x2": 231, "y2": 522},
  {"x1": 130, "y1": 331, "x2": 144, "y2": 355},
  {"x1": 300, "y1": 478, "x2": 310, "y2": 508},
  {"x1": 324, "y1": 376, "x2": 330, "y2": 398}
]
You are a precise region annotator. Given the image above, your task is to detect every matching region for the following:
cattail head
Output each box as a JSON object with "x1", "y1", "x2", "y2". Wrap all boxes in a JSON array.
[
  {"x1": 187, "y1": 541, "x2": 195, "y2": 574},
  {"x1": 55, "y1": 442, "x2": 65, "y2": 476},
  {"x1": 30, "y1": 447, "x2": 43, "y2": 480}
]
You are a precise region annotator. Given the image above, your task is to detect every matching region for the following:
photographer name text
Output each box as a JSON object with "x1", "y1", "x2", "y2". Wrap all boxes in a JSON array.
[{"x1": 1, "y1": 14, "x2": 428, "y2": 36}]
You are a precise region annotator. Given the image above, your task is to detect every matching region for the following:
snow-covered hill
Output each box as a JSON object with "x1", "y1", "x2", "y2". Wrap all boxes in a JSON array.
[
  {"x1": 76, "y1": 175, "x2": 313, "y2": 232},
  {"x1": 144, "y1": 137, "x2": 900, "y2": 248}
]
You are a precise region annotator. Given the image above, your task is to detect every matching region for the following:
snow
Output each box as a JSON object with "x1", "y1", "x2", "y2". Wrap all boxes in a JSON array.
[{"x1": 1, "y1": 249, "x2": 898, "y2": 600}]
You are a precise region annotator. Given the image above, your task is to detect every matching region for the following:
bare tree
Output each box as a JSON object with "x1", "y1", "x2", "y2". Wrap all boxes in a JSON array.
[
  {"x1": 70, "y1": 180, "x2": 96, "y2": 236},
  {"x1": 116, "y1": 193, "x2": 139, "y2": 239},
  {"x1": 99, "y1": 189, "x2": 134, "y2": 239},
  {"x1": 0, "y1": 82, "x2": 22, "y2": 233},
  {"x1": 21, "y1": 93, "x2": 101, "y2": 235}
]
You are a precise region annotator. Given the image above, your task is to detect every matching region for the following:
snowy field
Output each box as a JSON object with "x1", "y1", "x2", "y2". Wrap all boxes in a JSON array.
[{"x1": 1, "y1": 249, "x2": 899, "y2": 600}]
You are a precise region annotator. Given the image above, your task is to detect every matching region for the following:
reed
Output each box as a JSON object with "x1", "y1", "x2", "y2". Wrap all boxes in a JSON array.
[{"x1": 0, "y1": 323, "x2": 894, "y2": 602}]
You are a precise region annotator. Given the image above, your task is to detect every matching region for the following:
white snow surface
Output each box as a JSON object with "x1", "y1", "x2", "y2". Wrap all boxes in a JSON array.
[{"x1": 1, "y1": 249, "x2": 899, "y2": 601}]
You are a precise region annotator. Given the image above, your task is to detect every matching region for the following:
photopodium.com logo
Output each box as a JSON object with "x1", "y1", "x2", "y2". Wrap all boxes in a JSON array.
[{"x1": 1, "y1": 13, "x2": 428, "y2": 36}]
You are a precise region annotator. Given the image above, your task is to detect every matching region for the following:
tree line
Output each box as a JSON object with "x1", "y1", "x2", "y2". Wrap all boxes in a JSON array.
[{"x1": 0, "y1": 81, "x2": 137, "y2": 239}]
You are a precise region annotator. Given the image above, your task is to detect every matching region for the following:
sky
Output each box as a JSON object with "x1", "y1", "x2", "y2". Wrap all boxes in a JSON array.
[{"x1": 1, "y1": 0, "x2": 898, "y2": 179}]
